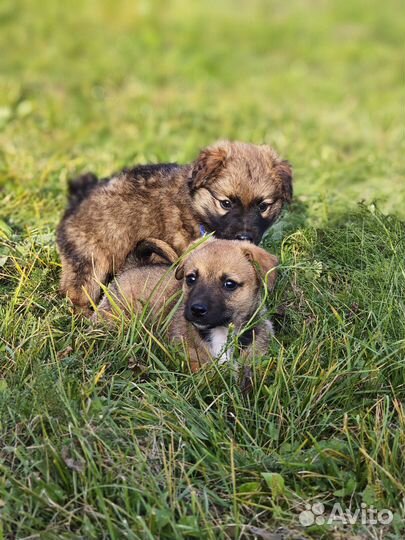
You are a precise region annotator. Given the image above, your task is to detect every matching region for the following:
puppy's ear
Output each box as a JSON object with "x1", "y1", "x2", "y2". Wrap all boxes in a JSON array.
[
  {"x1": 175, "y1": 263, "x2": 184, "y2": 280},
  {"x1": 242, "y1": 245, "x2": 278, "y2": 289},
  {"x1": 189, "y1": 141, "x2": 230, "y2": 190},
  {"x1": 275, "y1": 159, "x2": 293, "y2": 203},
  {"x1": 260, "y1": 145, "x2": 293, "y2": 204},
  {"x1": 175, "y1": 237, "x2": 214, "y2": 279},
  {"x1": 135, "y1": 239, "x2": 178, "y2": 266}
]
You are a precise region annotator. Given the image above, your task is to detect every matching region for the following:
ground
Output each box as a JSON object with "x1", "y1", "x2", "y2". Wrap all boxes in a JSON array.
[{"x1": 0, "y1": 0, "x2": 404, "y2": 538}]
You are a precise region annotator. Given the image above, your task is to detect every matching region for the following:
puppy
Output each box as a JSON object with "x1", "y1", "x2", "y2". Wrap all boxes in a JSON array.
[
  {"x1": 95, "y1": 238, "x2": 278, "y2": 372},
  {"x1": 171, "y1": 239, "x2": 278, "y2": 371},
  {"x1": 58, "y1": 141, "x2": 291, "y2": 312}
]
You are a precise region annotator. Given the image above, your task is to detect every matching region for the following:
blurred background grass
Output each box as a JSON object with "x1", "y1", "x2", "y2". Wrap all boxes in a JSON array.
[{"x1": 0, "y1": 0, "x2": 403, "y2": 229}]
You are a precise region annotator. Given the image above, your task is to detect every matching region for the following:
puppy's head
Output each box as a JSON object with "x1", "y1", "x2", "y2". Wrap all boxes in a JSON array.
[
  {"x1": 189, "y1": 141, "x2": 292, "y2": 245},
  {"x1": 175, "y1": 239, "x2": 278, "y2": 330}
]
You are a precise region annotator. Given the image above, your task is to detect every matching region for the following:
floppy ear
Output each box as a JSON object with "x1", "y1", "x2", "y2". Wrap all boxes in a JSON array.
[
  {"x1": 135, "y1": 238, "x2": 179, "y2": 266},
  {"x1": 174, "y1": 237, "x2": 214, "y2": 280},
  {"x1": 175, "y1": 263, "x2": 184, "y2": 281},
  {"x1": 275, "y1": 159, "x2": 293, "y2": 203},
  {"x1": 189, "y1": 141, "x2": 230, "y2": 190},
  {"x1": 242, "y1": 245, "x2": 279, "y2": 290},
  {"x1": 260, "y1": 145, "x2": 293, "y2": 204}
]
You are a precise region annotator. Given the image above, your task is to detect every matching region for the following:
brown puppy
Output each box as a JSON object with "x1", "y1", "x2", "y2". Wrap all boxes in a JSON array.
[
  {"x1": 172, "y1": 239, "x2": 278, "y2": 371},
  {"x1": 58, "y1": 141, "x2": 291, "y2": 312},
  {"x1": 95, "y1": 238, "x2": 278, "y2": 372}
]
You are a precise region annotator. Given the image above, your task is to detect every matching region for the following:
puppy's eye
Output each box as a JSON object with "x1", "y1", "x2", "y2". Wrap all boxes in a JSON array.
[
  {"x1": 223, "y1": 279, "x2": 238, "y2": 290},
  {"x1": 258, "y1": 201, "x2": 271, "y2": 213},
  {"x1": 186, "y1": 274, "x2": 197, "y2": 286},
  {"x1": 220, "y1": 199, "x2": 232, "y2": 210}
]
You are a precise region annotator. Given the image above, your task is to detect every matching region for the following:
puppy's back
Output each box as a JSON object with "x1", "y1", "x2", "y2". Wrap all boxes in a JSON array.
[{"x1": 95, "y1": 264, "x2": 180, "y2": 321}]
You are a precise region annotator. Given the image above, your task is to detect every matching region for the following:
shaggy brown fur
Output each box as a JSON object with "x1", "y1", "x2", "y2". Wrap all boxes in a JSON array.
[
  {"x1": 57, "y1": 141, "x2": 291, "y2": 312},
  {"x1": 95, "y1": 238, "x2": 278, "y2": 372}
]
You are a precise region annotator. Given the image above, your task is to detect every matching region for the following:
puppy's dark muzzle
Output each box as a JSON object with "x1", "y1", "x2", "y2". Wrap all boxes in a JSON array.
[
  {"x1": 215, "y1": 231, "x2": 259, "y2": 245},
  {"x1": 185, "y1": 301, "x2": 209, "y2": 324},
  {"x1": 235, "y1": 232, "x2": 254, "y2": 243},
  {"x1": 190, "y1": 303, "x2": 208, "y2": 317},
  {"x1": 185, "y1": 297, "x2": 230, "y2": 328}
]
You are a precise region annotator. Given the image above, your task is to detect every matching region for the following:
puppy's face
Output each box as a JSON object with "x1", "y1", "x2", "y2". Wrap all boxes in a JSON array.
[
  {"x1": 189, "y1": 141, "x2": 292, "y2": 244},
  {"x1": 176, "y1": 240, "x2": 278, "y2": 330}
]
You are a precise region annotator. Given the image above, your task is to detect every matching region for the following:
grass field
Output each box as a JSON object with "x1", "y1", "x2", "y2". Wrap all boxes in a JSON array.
[{"x1": 0, "y1": 0, "x2": 404, "y2": 538}]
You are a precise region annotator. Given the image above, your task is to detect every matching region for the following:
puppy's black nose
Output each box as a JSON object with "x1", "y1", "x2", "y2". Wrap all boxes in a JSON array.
[
  {"x1": 235, "y1": 233, "x2": 253, "y2": 242},
  {"x1": 190, "y1": 303, "x2": 208, "y2": 317}
]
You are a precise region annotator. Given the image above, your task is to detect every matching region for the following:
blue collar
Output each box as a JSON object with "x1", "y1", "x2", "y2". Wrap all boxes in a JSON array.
[{"x1": 200, "y1": 224, "x2": 207, "y2": 236}]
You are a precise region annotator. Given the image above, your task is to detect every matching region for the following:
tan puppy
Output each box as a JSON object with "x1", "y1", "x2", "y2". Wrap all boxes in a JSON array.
[
  {"x1": 57, "y1": 141, "x2": 291, "y2": 312},
  {"x1": 95, "y1": 239, "x2": 278, "y2": 371}
]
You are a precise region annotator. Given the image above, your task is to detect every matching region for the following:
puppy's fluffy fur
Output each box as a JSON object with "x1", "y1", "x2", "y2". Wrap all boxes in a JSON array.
[
  {"x1": 95, "y1": 238, "x2": 278, "y2": 371},
  {"x1": 57, "y1": 141, "x2": 291, "y2": 312}
]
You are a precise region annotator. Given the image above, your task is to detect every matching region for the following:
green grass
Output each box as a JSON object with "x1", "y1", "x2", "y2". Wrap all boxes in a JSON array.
[{"x1": 0, "y1": 0, "x2": 404, "y2": 538}]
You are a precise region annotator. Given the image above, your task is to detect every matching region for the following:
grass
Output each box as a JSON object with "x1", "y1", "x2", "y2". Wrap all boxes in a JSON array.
[{"x1": 0, "y1": 0, "x2": 404, "y2": 538}]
